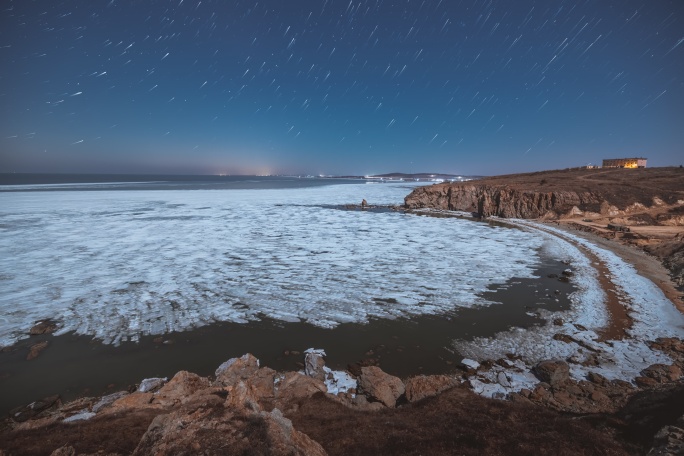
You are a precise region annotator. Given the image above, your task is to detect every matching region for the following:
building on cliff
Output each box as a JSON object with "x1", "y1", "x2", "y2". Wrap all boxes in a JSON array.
[{"x1": 602, "y1": 157, "x2": 647, "y2": 168}]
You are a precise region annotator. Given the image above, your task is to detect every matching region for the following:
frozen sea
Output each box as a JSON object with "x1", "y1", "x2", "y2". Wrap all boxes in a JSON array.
[{"x1": 0, "y1": 175, "x2": 550, "y2": 348}]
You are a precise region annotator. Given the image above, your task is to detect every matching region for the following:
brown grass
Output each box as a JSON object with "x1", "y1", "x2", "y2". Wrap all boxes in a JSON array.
[
  {"x1": 0, "y1": 410, "x2": 160, "y2": 455},
  {"x1": 288, "y1": 388, "x2": 636, "y2": 456},
  {"x1": 470, "y1": 167, "x2": 684, "y2": 209}
]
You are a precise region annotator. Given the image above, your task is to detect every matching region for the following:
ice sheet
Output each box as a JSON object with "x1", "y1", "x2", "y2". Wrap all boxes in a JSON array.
[{"x1": 0, "y1": 183, "x2": 547, "y2": 347}]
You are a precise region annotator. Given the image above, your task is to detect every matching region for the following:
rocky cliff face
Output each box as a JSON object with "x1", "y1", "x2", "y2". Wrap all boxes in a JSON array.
[{"x1": 404, "y1": 183, "x2": 604, "y2": 219}]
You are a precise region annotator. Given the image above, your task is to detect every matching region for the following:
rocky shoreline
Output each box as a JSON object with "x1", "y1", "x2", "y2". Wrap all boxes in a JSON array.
[{"x1": 2, "y1": 343, "x2": 684, "y2": 455}]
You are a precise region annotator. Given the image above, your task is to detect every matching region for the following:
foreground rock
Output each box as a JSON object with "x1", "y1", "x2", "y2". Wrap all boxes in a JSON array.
[
  {"x1": 132, "y1": 398, "x2": 326, "y2": 456},
  {"x1": 404, "y1": 375, "x2": 459, "y2": 403},
  {"x1": 2, "y1": 341, "x2": 684, "y2": 454},
  {"x1": 357, "y1": 366, "x2": 405, "y2": 407}
]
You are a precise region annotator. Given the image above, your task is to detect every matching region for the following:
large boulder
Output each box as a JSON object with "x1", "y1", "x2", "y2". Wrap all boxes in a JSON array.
[
  {"x1": 274, "y1": 372, "x2": 327, "y2": 413},
  {"x1": 404, "y1": 375, "x2": 458, "y2": 403},
  {"x1": 532, "y1": 360, "x2": 570, "y2": 387},
  {"x1": 357, "y1": 366, "x2": 405, "y2": 407},
  {"x1": 215, "y1": 353, "x2": 260, "y2": 386},
  {"x1": 639, "y1": 363, "x2": 683, "y2": 384},
  {"x1": 153, "y1": 371, "x2": 211, "y2": 407},
  {"x1": 105, "y1": 392, "x2": 160, "y2": 414},
  {"x1": 29, "y1": 319, "x2": 58, "y2": 335},
  {"x1": 132, "y1": 400, "x2": 326, "y2": 456}
]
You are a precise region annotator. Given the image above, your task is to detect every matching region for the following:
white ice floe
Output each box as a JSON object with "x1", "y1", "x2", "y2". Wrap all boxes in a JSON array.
[
  {"x1": 455, "y1": 219, "x2": 684, "y2": 396},
  {"x1": 322, "y1": 367, "x2": 357, "y2": 396},
  {"x1": 0, "y1": 183, "x2": 548, "y2": 347},
  {"x1": 461, "y1": 358, "x2": 480, "y2": 370},
  {"x1": 469, "y1": 359, "x2": 539, "y2": 398}
]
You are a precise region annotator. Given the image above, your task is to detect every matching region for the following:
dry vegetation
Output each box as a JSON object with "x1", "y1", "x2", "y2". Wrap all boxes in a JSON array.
[{"x1": 470, "y1": 167, "x2": 684, "y2": 209}]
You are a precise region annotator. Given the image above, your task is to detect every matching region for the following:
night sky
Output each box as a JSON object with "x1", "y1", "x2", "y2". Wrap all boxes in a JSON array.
[{"x1": 1, "y1": 1, "x2": 682, "y2": 176}]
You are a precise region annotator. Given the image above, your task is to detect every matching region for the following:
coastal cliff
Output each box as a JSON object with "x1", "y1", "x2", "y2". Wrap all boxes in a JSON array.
[
  {"x1": 404, "y1": 167, "x2": 684, "y2": 288},
  {"x1": 405, "y1": 183, "x2": 604, "y2": 219},
  {"x1": 404, "y1": 167, "x2": 684, "y2": 220}
]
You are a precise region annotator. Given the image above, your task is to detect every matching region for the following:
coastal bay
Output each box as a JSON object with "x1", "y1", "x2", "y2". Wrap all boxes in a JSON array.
[{"x1": 2, "y1": 170, "x2": 684, "y2": 454}]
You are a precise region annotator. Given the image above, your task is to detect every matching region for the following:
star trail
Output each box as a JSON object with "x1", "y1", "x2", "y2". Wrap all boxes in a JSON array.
[{"x1": 1, "y1": 0, "x2": 682, "y2": 175}]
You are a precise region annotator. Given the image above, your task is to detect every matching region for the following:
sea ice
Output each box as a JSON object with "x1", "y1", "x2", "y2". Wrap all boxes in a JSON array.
[{"x1": 0, "y1": 183, "x2": 549, "y2": 347}]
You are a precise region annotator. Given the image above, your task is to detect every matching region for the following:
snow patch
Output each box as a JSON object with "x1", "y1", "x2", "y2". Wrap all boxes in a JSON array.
[
  {"x1": 137, "y1": 377, "x2": 167, "y2": 393},
  {"x1": 455, "y1": 219, "x2": 684, "y2": 396},
  {"x1": 63, "y1": 411, "x2": 96, "y2": 423}
]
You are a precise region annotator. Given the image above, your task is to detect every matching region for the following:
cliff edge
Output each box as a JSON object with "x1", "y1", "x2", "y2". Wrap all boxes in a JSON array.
[
  {"x1": 404, "y1": 167, "x2": 684, "y2": 220},
  {"x1": 404, "y1": 167, "x2": 684, "y2": 288}
]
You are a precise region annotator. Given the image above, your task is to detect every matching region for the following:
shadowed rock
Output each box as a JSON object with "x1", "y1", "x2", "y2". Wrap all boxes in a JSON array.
[
  {"x1": 404, "y1": 375, "x2": 459, "y2": 403},
  {"x1": 532, "y1": 360, "x2": 570, "y2": 387},
  {"x1": 358, "y1": 366, "x2": 405, "y2": 407}
]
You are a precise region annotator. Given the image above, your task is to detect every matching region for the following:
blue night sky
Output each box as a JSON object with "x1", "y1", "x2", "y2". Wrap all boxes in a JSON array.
[{"x1": 1, "y1": 0, "x2": 682, "y2": 176}]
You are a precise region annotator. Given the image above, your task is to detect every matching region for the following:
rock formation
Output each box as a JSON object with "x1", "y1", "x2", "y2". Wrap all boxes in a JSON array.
[
  {"x1": 404, "y1": 167, "x2": 684, "y2": 221},
  {"x1": 405, "y1": 184, "x2": 611, "y2": 219},
  {"x1": 3, "y1": 341, "x2": 684, "y2": 454}
]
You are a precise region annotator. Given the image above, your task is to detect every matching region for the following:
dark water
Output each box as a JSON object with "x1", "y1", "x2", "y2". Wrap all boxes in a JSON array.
[
  {"x1": 0, "y1": 173, "x2": 362, "y2": 191},
  {"x1": 0, "y1": 257, "x2": 574, "y2": 415}
]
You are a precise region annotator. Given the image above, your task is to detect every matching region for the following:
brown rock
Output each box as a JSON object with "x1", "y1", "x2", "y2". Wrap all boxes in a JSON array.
[
  {"x1": 641, "y1": 363, "x2": 683, "y2": 383},
  {"x1": 635, "y1": 376, "x2": 659, "y2": 388},
  {"x1": 9, "y1": 395, "x2": 60, "y2": 422},
  {"x1": 153, "y1": 371, "x2": 211, "y2": 407},
  {"x1": 225, "y1": 380, "x2": 262, "y2": 411},
  {"x1": 59, "y1": 397, "x2": 95, "y2": 415},
  {"x1": 590, "y1": 391, "x2": 610, "y2": 403},
  {"x1": 532, "y1": 360, "x2": 570, "y2": 387},
  {"x1": 551, "y1": 390, "x2": 574, "y2": 408},
  {"x1": 587, "y1": 371, "x2": 610, "y2": 386},
  {"x1": 214, "y1": 353, "x2": 260, "y2": 386},
  {"x1": 27, "y1": 341, "x2": 49, "y2": 360},
  {"x1": 404, "y1": 183, "x2": 603, "y2": 219},
  {"x1": 652, "y1": 337, "x2": 684, "y2": 356},
  {"x1": 275, "y1": 372, "x2": 327, "y2": 411},
  {"x1": 105, "y1": 392, "x2": 159, "y2": 414},
  {"x1": 29, "y1": 319, "x2": 58, "y2": 335},
  {"x1": 404, "y1": 375, "x2": 458, "y2": 403},
  {"x1": 357, "y1": 366, "x2": 405, "y2": 407},
  {"x1": 132, "y1": 400, "x2": 326, "y2": 456},
  {"x1": 249, "y1": 367, "x2": 278, "y2": 407}
]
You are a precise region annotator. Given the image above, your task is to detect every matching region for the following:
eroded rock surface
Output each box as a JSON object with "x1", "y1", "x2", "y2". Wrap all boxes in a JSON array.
[
  {"x1": 357, "y1": 366, "x2": 405, "y2": 407},
  {"x1": 404, "y1": 375, "x2": 459, "y2": 403}
]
